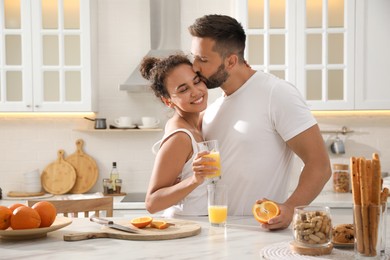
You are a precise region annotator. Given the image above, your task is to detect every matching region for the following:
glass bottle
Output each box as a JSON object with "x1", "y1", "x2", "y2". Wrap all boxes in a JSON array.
[
  {"x1": 333, "y1": 164, "x2": 349, "y2": 193},
  {"x1": 110, "y1": 162, "x2": 120, "y2": 192},
  {"x1": 115, "y1": 179, "x2": 122, "y2": 194}
]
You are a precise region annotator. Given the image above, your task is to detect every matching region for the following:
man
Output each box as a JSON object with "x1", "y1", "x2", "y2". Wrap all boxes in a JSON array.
[{"x1": 189, "y1": 14, "x2": 331, "y2": 230}]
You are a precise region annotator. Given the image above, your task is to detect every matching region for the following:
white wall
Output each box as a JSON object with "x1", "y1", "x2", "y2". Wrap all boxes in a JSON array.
[{"x1": 0, "y1": 0, "x2": 389, "y2": 196}]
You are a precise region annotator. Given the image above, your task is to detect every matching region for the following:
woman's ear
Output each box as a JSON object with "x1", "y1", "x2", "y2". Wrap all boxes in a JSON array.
[{"x1": 161, "y1": 97, "x2": 174, "y2": 108}]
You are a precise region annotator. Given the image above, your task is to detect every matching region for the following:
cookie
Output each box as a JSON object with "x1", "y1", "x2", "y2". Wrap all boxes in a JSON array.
[{"x1": 332, "y1": 224, "x2": 354, "y2": 243}]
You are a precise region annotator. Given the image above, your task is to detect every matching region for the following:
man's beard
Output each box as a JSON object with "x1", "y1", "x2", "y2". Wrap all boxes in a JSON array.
[{"x1": 201, "y1": 63, "x2": 229, "y2": 89}]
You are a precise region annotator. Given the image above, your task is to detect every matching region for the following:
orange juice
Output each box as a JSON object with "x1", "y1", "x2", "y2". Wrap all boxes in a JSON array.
[
  {"x1": 203, "y1": 151, "x2": 221, "y2": 179},
  {"x1": 208, "y1": 205, "x2": 228, "y2": 224}
]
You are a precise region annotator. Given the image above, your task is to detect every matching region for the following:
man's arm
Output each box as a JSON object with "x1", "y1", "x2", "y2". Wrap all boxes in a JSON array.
[{"x1": 262, "y1": 124, "x2": 331, "y2": 230}]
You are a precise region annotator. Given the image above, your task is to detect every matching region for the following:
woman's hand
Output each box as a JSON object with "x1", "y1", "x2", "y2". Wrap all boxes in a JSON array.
[{"x1": 192, "y1": 151, "x2": 219, "y2": 181}]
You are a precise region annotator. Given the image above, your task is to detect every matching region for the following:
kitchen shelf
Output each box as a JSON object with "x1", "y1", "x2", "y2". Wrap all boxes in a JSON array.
[{"x1": 73, "y1": 128, "x2": 163, "y2": 133}]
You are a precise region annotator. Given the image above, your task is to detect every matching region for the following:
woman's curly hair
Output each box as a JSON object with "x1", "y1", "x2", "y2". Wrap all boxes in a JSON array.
[{"x1": 139, "y1": 53, "x2": 192, "y2": 98}]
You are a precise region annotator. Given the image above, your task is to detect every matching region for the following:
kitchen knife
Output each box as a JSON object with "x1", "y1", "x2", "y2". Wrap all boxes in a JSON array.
[{"x1": 90, "y1": 215, "x2": 140, "y2": 234}]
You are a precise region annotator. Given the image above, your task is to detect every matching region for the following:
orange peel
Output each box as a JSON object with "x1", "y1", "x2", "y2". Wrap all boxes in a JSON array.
[{"x1": 150, "y1": 220, "x2": 169, "y2": 230}]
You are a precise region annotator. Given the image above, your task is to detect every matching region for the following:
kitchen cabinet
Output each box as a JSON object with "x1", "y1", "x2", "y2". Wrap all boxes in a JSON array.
[
  {"x1": 354, "y1": 0, "x2": 390, "y2": 110},
  {"x1": 236, "y1": 0, "x2": 390, "y2": 110},
  {"x1": 0, "y1": 0, "x2": 97, "y2": 112}
]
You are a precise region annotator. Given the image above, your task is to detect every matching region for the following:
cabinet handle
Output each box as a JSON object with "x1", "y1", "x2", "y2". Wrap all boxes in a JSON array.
[
  {"x1": 35, "y1": 105, "x2": 40, "y2": 108},
  {"x1": 26, "y1": 105, "x2": 31, "y2": 108}
]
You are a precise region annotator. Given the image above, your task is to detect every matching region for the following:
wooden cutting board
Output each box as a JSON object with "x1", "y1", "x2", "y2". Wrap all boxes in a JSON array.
[
  {"x1": 63, "y1": 218, "x2": 201, "y2": 241},
  {"x1": 41, "y1": 150, "x2": 77, "y2": 195},
  {"x1": 7, "y1": 191, "x2": 45, "y2": 197},
  {"x1": 66, "y1": 139, "x2": 99, "y2": 194}
]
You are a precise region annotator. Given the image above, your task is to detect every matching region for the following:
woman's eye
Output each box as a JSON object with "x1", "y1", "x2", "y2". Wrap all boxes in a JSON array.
[{"x1": 177, "y1": 87, "x2": 188, "y2": 93}]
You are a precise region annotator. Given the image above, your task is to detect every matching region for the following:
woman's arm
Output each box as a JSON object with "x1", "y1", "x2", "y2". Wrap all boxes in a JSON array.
[{"x1": 145, "y1": 132, "x2": 205, "y2": 213}]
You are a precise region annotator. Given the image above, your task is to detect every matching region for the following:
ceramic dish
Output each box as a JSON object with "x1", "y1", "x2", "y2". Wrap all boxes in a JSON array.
[
  {"x1": 115, "y1": 124, "x2": 137, "y2": 129},
  {"x1": 0, "y1": 217, "x2": 72, "y2": 240}
]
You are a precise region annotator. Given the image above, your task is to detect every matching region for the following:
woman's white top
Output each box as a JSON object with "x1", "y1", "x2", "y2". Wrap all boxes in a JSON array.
[{"x1": 152, "y1": 128, "x2": 208, "y2": 217}]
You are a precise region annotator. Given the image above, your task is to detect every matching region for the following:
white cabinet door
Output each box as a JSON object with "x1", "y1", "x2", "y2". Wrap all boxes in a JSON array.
[
  {"x1": 0, "y1": 0, "x2": 96, "y2": 112},
  {"x1": 355, "y1": 0, "x2": 390, "y2": 110},
  {"x1": 237, "y1": 0, "x2": 356, "y2": 111},
  {"x1": 0, "y1": 0, "x2": 34, "y2": 111},
  {"x1": 296, "y1": 0, "x2": 355, "y2": 111}
]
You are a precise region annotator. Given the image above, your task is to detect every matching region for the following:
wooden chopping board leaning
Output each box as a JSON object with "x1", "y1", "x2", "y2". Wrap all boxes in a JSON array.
[
  {"x1": 66, "y1": 139, "x2": 99, "y2": 194},
  {"x1": 351, "y1": 153, "x2": 389, "y2": 257},
  {"x1": 41, "y1": 150, "x2": 77, "y2": 195}
]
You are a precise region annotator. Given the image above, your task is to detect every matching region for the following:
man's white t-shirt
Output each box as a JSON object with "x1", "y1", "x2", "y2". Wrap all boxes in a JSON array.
[{"x1": 202, "y1": 71, "x2": 317, "y2": 215}]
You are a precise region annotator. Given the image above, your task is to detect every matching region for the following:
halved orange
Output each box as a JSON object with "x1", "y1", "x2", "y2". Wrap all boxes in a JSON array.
[
  {"x1": 150, "y1": 220, "x2": 169, "y2": 230},
  {"x1": 130, "y1": 216, "x2": 153, "y2": 228},
  {"x1": 252, "y1": 200, "x2": 280, "y2": 224}
]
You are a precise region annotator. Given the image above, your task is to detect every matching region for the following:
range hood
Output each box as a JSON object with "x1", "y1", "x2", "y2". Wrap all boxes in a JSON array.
[{"x1": 119, "y1": 0, "x2": 182, "y2": 92}]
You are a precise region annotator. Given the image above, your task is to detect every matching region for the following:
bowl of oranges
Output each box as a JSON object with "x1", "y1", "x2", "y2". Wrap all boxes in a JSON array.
[{"x1": 0, "y1": 201, "x2": 71, "y2": 240}]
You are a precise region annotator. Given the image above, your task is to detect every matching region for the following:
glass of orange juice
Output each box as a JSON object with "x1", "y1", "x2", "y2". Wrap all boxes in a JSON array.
[
  {"x1": 197, "y1": 140, "x2": 221, "y2": 181},
  {"x1": 207, "y1": 183, "x2": 228, "y2": 227}
]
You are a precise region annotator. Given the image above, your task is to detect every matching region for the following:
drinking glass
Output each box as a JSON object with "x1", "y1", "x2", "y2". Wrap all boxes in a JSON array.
[
  {"x1": 207, "y1": 183, "x2": 228, "y2": 227},
  {"x1": 197, "y1": 140, "x2": 221, "y2": 181},
  {"x1": 354, "y1": 203, "x2": 387, "y2": 259}
]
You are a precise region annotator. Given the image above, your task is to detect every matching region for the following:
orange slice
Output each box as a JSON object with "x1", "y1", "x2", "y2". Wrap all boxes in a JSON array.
[
  {"x1": 150, "y1": 220, "x2": 169, "y2": 230},
  {"x1": 130, "y1": 216, "x2": 153, "y2": 228},
  {"x1": 252, "y1": 200, "x2": 280, "y2": 224}
]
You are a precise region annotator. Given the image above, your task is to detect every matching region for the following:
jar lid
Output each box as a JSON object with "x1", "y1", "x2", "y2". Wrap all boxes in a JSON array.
[{"x1": 333, "y1": 164, "x2": 349, "y2": 170}]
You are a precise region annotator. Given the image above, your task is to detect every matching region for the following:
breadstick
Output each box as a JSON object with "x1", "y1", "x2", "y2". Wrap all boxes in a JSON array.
[
  {"x1": 381, "y1": 187, "x2": 389, "y2": 205},
  {"x1": 351, "y1": 157, "x2": 364, "y2": 253},
  {"x1": 351, "y1": 157, "x2": 361, "y2": 205},
  {"x1": 370, "y1": 158, "x2": 381, "y2": 256},
  {"x1": 371, "y1": 158, "x2": 381, "y2": 205},
  {"x1": 359, "y1": 158, "x2": 370, "y2": 255}
]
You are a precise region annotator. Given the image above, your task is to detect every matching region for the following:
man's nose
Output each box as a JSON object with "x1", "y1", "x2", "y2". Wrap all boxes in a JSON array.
[{"x1": 192, "y1": 61, "x2": 201, "y2": 73}]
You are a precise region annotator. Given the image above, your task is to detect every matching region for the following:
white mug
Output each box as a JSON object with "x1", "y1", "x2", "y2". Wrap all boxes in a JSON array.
[
  {"x1": 141, "y1": 117, "x2": 160, "y2": 127},
  {"x1": 115, "y1": 117, "x2": 133, "y2": 127}
]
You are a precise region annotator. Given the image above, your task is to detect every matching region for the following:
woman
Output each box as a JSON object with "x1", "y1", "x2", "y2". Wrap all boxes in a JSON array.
[{"x1": 140, "y1": 54, "x2": 216, "y2": 217}]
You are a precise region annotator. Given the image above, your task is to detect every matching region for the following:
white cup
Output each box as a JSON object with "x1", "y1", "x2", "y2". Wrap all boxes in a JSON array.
[
  {"x1": 23, "y1": 169, "x2": 42, "y2": 193},
  {"x1": 115, "y1": 117, "x2": 133, "y2": 127},
  {"x1": 141, "y1": 117, "x2": 160, "y2": 127}
]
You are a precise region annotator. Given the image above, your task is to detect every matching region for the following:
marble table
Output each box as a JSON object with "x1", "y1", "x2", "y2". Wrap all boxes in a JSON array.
[{"x1": 2, "y1": 208, "x2": 384, "y2": 260}]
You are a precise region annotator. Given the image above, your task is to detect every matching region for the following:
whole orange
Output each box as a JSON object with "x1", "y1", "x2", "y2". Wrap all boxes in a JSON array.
[
  {"x1": 31, "y1": 201, "x2": 57, "y2": 227},
  {"x1": 9, "y1": 203, "x2": 26, "y2": 213},
  {"x1": 0, "y1": 206, "x2": 12, "y2": 230},
  {"x1": 10, "y1": 206, "x2": 41, "y2": 230}
]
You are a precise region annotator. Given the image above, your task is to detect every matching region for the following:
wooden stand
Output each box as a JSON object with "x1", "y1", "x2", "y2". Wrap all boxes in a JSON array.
[
  {"x1": 103, "y1": 192, "x2": 126, "y2": 196},
  {"x1": 290, "y1": 241, "x2": 333, "y2": 256}
]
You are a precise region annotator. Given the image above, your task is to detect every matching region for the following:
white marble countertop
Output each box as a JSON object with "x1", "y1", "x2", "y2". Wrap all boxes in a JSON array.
[
  {"x1": 0, "y1": 190, "x2": 384, "y2": 211},
  {"x1": 1, "y1": 208, "x2": 376, "y2": 260}
]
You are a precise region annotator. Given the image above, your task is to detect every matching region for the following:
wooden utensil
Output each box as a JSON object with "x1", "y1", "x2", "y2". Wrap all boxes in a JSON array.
[
  {"x1": 63, "y1": 218, "x2": 201, "y2": 241},
  {"x1": 41, "y1": 150, "x2": 76, "y2": 195},
  {"x1": 66, "y1": 139, "x2": 99, "y2": 194}
]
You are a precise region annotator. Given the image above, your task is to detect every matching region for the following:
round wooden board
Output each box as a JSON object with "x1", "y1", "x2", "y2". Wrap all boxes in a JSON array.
[
  {"x1": 41, "y1": 150, "x2": 76, "y2": 195},
  {"x1": 290, "y1": 241, "x2": 333, "y2": 256},
  {"x1": 63, "y1": 218, "x2": 201, "y2": 241},
  {"x1": 66, "y1": 139, "x2": 99, "y2": 194}
]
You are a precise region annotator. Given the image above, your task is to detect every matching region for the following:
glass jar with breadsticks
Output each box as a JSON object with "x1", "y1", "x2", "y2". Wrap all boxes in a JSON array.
[{"x1": 351, "y1": 153, "x2": 389, "y2": 258}]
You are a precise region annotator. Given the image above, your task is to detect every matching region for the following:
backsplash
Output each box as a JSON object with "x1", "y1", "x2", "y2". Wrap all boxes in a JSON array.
[{"x1": 1, "y1": 0, "x2": 389, "y2": 196}]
